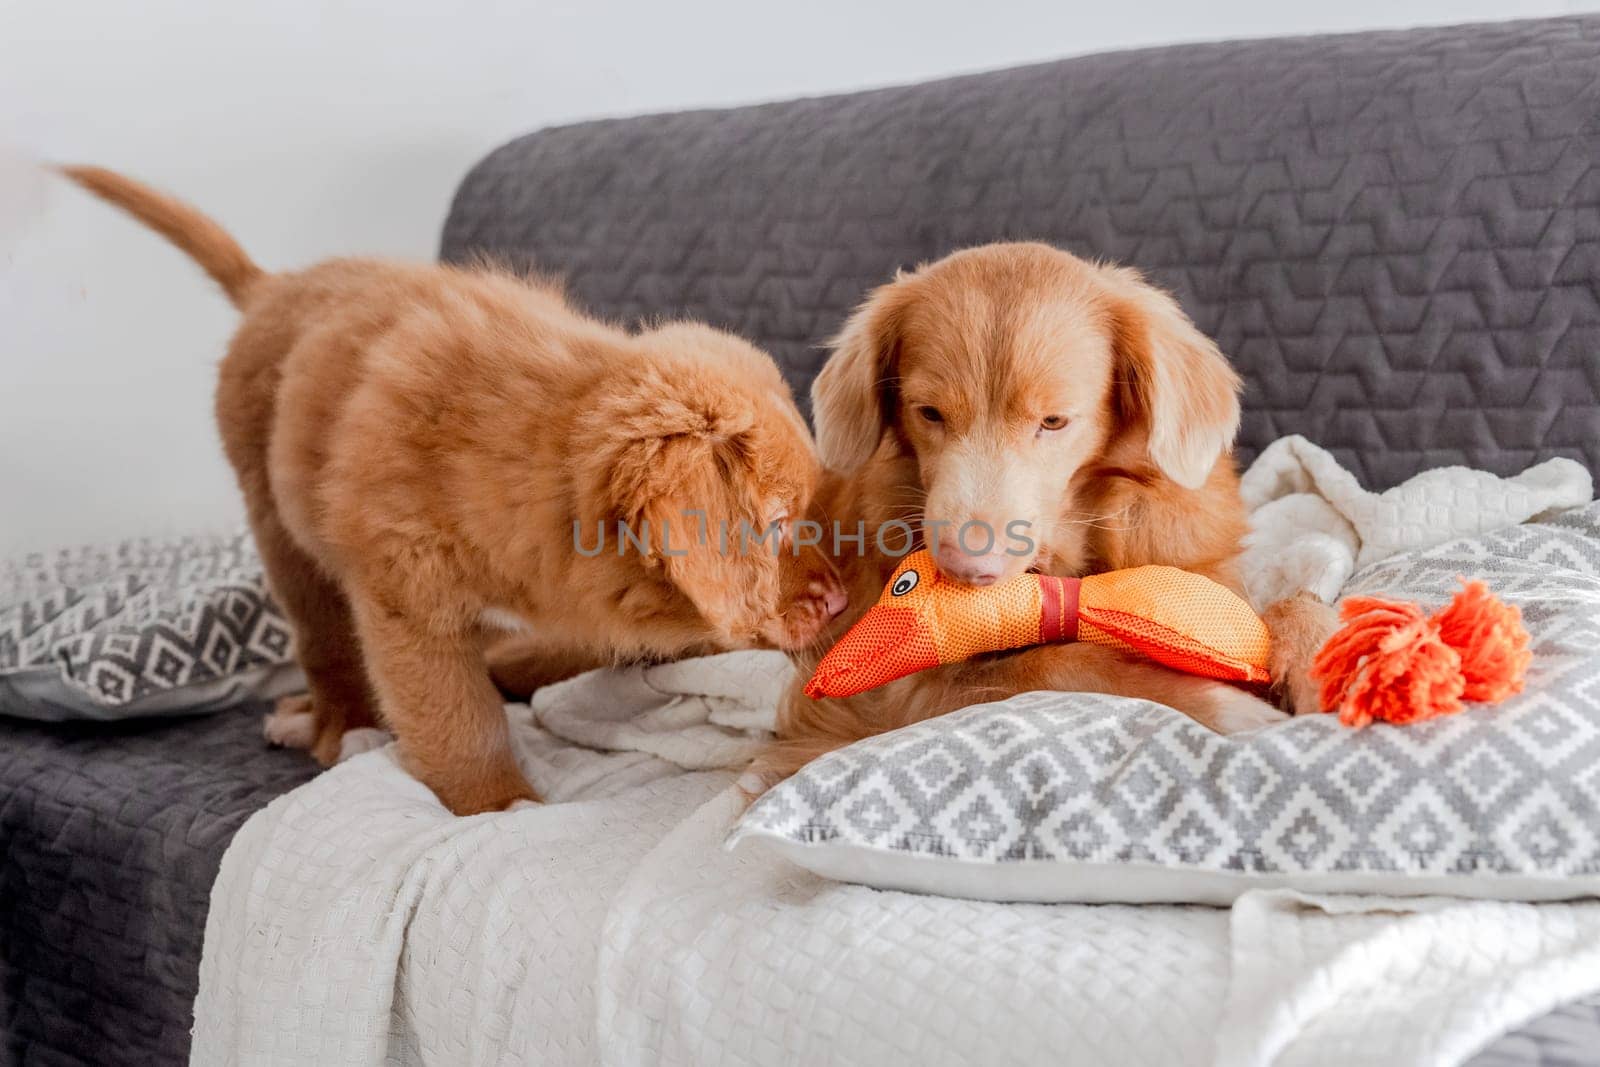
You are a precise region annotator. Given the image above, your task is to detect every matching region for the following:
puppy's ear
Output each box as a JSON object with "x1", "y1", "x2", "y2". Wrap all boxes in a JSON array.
[
  {"x1": 1102, "y1": 266, "x2": 1241, "y2": 489},
  {"x1": 812, "y1": 276, "x2": 913, "y2": 472},
  {"x1": 608, "y1": 427, "x2": 765, "y2": 644}
]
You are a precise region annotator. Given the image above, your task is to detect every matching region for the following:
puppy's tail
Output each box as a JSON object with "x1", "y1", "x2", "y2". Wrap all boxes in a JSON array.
[{"x1": 56, "y1": 164, "x2": 263, "y2": 307}]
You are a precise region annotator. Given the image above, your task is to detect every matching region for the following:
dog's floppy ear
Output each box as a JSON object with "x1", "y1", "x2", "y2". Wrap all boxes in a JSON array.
[
  {"x1": 643, "y1": 442, "x2": 764, "y2": 641},
  {"x1": 812, "y1": 276, "x2": 913, "y2": 472},
  {"x1": 604, "y1": 413, "x2": 767, "y2": 643},
  {"x1": 1102, "y1": 266, "x2": 1241, "y2": 489}
]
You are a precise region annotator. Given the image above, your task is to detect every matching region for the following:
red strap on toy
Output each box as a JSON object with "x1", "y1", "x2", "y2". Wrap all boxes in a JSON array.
[{"x1": 1038, "y1": 575, "x2": 1080, "y2": 643}]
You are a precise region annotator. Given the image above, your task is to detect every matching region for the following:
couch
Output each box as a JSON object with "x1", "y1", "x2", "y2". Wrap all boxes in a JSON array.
[{"x1": 3, "y1": 14, "x2": 1598, "y2": 1065}]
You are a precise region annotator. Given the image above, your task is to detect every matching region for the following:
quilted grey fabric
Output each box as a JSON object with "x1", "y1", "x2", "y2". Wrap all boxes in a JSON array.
[
  {"x1": 0, "y1": 530, "x2": 300, "y2": 720},
  {"x1": 735, "y1": 502, "x2": 1600, "y2": 891},
  {"x1": 0, "y1": 708, "x2": 316, "y2": 1064},
  {"x1": 442, "y1": 16, "x2": 1600, "y2": 489}
]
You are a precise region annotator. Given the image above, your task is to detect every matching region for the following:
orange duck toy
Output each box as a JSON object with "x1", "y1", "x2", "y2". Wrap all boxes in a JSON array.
[
  {"x1": 805, "y1": 550, "x2": 1533, "y2": 731},
  {"x1": 804, "y1": 550, "x2": 1273, "y2": 700}
]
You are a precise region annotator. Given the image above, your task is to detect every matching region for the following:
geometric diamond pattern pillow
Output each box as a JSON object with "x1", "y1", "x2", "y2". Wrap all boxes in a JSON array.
[
  {"x1": 729, "y1": 502, "x2": 1600, "y2": 904},
  {"x1": 0, "y1": 529, "x2": 302, "y2": 721}
]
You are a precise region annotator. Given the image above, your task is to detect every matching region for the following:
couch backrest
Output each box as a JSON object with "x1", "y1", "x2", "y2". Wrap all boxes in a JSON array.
[{"x1": 441, "y1": 16, "x2": 1600, "y2": 488}]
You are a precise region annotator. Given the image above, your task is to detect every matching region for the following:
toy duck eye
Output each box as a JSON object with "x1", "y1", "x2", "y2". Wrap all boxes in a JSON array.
[{"x1": 891, "y1": 570, "x2": 920, "y2": 596}]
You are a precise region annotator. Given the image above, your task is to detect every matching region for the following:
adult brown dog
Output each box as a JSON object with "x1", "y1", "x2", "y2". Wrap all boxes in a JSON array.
[
  {"x1": 61, "y1": 166, "x2": 846, "y2": 815},
  {"x1": 764, "y1": 242, "x2": 1335, "y2": 781}
]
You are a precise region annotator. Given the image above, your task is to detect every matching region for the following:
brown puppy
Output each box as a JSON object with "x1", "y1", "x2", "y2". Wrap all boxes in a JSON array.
[
  {"x1": 62, "y1": 166, "x2": 847, "y2": 815},
  {"x1": 763, "y1": 242, "x2": 1335, "y2": 781}
]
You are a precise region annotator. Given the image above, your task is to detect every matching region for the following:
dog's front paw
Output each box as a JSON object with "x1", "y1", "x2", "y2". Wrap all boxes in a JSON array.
[
  {"x1": 1273, "y1": 666, "x2": 1326, "y2": 719},
  {"x1": 1261, "y1": 591, "x2": 1339, "y2": 716},
  {"x1": 263, "y1": 695, "x2": 317, "y2": 749},
  {"x1": 1207, "y1": 687, "x2": 1289, "y2": 735},
  {"x1": 337, "y1": 727, "x2": 393, "y2": 763}
]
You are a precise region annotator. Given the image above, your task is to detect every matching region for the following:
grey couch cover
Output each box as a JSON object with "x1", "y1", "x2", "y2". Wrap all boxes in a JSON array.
[
  {"x1": 443, "y1": 16, "x2": 1600, "y2": 490},
  {"x1": 3, "y1": 14, "x2": 1598, "y2": 1065}
]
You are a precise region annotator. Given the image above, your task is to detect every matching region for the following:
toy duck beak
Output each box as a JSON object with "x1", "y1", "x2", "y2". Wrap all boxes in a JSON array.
[{"x1": 803, "y1": 604, "x2": 940, "y2": 700}]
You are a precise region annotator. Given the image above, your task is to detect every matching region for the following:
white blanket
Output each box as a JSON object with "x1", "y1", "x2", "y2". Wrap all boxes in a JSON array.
[
  {"x1": 527, "y1": 650, "x2": 789, "y2": 770},
  {"x1": 196, "y1": 712, "x2": 1236, "y2": 1066},
  {"x1": 194, "y1": 443, "x2": 1600, "y2": 1066},
  {"x1": 1238, "y1": 434, "x2": 1590, "y2": 607},
  {"x1": 1221, "y1": 892, "x2": 1600, "y2": 1067}
]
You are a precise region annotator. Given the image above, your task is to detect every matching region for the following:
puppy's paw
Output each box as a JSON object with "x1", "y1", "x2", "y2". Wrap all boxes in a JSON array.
[
  {"x1": 423, "y1": 770, "x2": 542, "y2": 817},
  {"x1": 263, "y1": 696, "x2": 317, "y2": 749},
  {"x1": 735, "y1": 768, "x2": 772, "y2": 798},
  {"x1": 1261, "y1": 591, "x2": 1339, "y2": 716},
  {"x1": 337, "y1": 727, "x2": 393, "y2": 763},
  {"x1": 1274, "y1": 667, "x2": 1326, "y2": 719},
  {"x1": 1206, "y1": 687, "x2": 1289, "y2": 735}
]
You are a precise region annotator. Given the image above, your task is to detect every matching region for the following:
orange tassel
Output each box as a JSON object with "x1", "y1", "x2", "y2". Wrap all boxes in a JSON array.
[
  {"x1": 1433, "y1": 580, "x2": 1532, "y2": 702},
  {"x1": 1310, "y1": 581, "x2": 1531, "y2": 728}
]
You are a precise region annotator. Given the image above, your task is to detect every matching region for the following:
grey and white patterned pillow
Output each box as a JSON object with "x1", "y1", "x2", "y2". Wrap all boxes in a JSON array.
[
  {"x1": 729, "y1": 502, "x2": 1600, "y2": 904},
  {"x1": 0, "y1": 530, "x2": 302, "y2": 721}
]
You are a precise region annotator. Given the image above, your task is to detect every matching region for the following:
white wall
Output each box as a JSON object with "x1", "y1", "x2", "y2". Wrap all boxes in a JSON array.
[{"x1": 2, "y1": 0, "x2": 1590, "y2": 556}]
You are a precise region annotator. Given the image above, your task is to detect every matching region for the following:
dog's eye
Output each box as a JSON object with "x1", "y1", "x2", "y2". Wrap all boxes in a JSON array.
[
  {"x1": 917, "y1": 406, "x2": 944, "y2": 424},
  {"x1": 1039, "y1": 415, "x2": 1068, "y2": 432}
]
